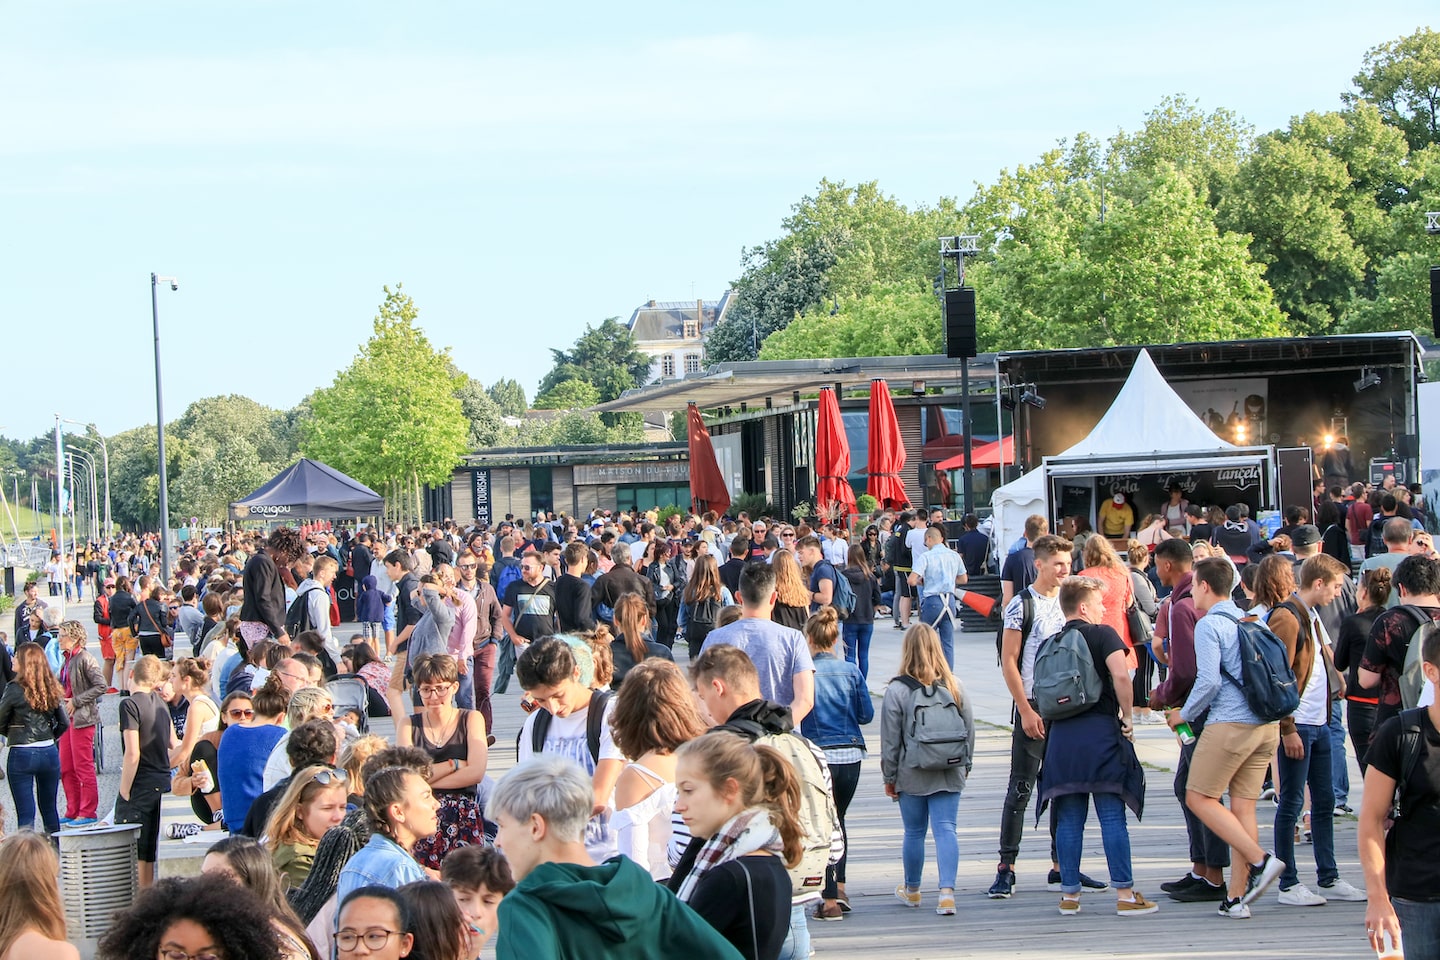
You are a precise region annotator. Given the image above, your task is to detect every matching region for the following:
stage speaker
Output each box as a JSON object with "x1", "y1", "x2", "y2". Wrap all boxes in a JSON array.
[
  {"x1": 945, "y1": 287, "x2": 977, "y2": 359},
  {"x1": 1396, "y1": 434, "x2": 1420, "y2": 459},
  {"x1": 1431, "y1": 266, "x2": 1439, "y2": 338}
]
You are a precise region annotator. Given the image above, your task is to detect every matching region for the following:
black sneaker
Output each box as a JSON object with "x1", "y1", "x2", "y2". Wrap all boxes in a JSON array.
[
  {"x1": 988, "y1": 867, "x2": 1016, "y2": 899},
  {"x1": 1161, "y1": 873, "x2": 1202, "y2": 895},
  {"x1": 1239, "y1": 853, "x2": 1286, "y2": 906},
  {"x1": 1048, "y1": 869, "x2": 1107, "y2": 890},
  {"x1": 1169, "y1": 878, "x2": 1226, "y2": 903}
]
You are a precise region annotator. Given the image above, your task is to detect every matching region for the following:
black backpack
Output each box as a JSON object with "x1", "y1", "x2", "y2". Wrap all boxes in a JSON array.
[
  {"x1": 1366, "y1": 516, "x2": 1388, "y2": 559},
  {"x1": 284, "y1": 584, "x2": 324, "y2": 637},
  {"x1": 995, "y1": 589, "x2": 1035, "y2": 666},
  {"x1": 521, "y1": 688, "x2": 613, "y2": 765},
  {"x1": 1391, "y1": 708, "x2": 1431, "y2": 821}
]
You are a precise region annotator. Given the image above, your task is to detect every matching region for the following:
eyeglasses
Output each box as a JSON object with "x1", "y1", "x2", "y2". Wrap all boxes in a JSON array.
[
  {"x1": 159, "y1": 948, "x2": 221, "y2": 960},
  {"x1": 418, "y1": 684, "x2": 454, "y2": 698},
  {"x1": 336, "y1": 929, "x2": 400, "y2": 952},
  {"x1": 457, "y1": 563, "x2": 477, "y2": 570},
  {"x1": 226, "y1": 708, "x2": 255, "y2": 720}
]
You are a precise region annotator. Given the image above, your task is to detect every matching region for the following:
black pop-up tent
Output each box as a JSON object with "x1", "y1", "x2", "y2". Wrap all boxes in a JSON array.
[{"x1": 229, "y1": 458, "x2": 384, "y2": 521}]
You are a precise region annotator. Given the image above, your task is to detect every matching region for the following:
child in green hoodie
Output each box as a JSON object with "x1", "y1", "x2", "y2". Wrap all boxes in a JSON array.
[{"x1": 491, "y1": 754, "x2": 744, "y2": 960}]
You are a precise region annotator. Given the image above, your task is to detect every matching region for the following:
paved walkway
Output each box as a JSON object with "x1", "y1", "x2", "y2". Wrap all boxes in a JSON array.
[{"x1": 8, "y1": 618, "x2": 1381, "y2": 958}]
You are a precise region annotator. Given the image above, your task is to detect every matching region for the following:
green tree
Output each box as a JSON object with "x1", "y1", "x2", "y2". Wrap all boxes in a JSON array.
[
  {"x1": 537, "y1": 317, "x2": 652, "y2": 399},
  {"x1": 302, "y1": 285, "x2": 469, "y2": 525},
  {"x1": 487, "y1": 378, "x2": 528, "y2": 418},
  {"x1": 452, "y1": 373, "x2": 505, "y2": 448},
  {"x1": 1347, "y1": 28, "x2": 1440, "y2": 152},
  {"x1": 1219, "y1": 105, "x2": 1408, "y2": 334},
  {"x1": 760, "y1": 281, "x2": 942, "y2": 360},
  {"x1": 533, "y1": 378, "x2": 601, "y2": 410}
]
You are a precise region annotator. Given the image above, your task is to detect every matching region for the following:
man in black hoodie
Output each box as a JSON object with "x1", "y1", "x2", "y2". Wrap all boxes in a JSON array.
[{"x1": 685, "y1": 645, "x2": 839, "y2": 960}]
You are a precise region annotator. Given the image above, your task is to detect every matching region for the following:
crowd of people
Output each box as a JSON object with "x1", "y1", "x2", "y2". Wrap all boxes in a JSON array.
[{"x1": 0, "y1": 483, "x2": 1437, "y2": 958}]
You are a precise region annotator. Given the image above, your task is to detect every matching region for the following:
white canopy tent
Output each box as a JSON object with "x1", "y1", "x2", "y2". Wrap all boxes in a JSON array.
[{"x1": 989, "y1": 349, "x2": 1276, "y2": 557}]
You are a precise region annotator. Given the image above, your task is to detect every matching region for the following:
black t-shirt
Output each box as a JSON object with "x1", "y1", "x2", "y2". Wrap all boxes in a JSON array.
[
  {"x1": 1001, "y1": 546, "x2": 1036, "y2": 593},
  {"x1": 554, "y1": 574, "x2": 595, "y2": 633},
  {"x1": 394, "y1": 573, "x2": 424, "y2": 630},
  {"x1": 719, "y1": 558, "x2": 747, "y2": 597},
  {"x1": 1060, "y1": 619, "x2": 1128, "y2": 719},
  {"x1": 688, "y1": 855, "x2": 791, "y2": 960},
  {"x1": 120, "y1": 690, "x2": 173, "y2": 791},
  {"x1": 1367, "y1": 711, "x2": 1440, "y2": 902},
  {"x1": 503, "y1": 578, "x2": 559, "y2": 642}
]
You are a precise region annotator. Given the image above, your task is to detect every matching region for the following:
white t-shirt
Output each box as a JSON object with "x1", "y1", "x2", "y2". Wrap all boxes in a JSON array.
[
  {"x1": 45, "y1": 561, "x2": 65, "y2": 585},
  {"x1": 1294, "y1": 610, "x2": 1331, "y2": 727},
  {"x1": 518, "y1": 696, "x2": 623, "y2": 861},
  {"x1": 905, "y1": 527, "x2": 929, "y2": 562},
  {"x1": 1003, "y1": 588, "x2": 1066, "y2": 698}
]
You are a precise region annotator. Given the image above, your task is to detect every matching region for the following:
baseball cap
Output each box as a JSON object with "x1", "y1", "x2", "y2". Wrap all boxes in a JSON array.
[{"x1": 1290, "y1": 524, "x2": 1321, "y2": 547}]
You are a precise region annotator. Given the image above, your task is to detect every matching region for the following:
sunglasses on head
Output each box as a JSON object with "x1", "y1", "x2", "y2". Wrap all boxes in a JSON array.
[{"x1": 311, "y1": 767, "x2": 348, "y2": 786}]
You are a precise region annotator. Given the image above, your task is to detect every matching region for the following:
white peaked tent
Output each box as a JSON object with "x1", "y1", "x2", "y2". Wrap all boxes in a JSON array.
[
  {"x1": 1043, "y1": 348, "x2": 1270, "y2": 478},
  {"x1": 988, "y1": 348, "x2": 1275, "y2": 555}
]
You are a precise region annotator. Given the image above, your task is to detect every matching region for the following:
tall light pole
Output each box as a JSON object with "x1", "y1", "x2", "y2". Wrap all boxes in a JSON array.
[
  {"x1": 63, "y1": 419, "x2": 110, "y2": 538},
  {"x1": 152, "y1": 273, "x2": 179, "y2": 580},
  {"x1": 70, "y1": 449, "x2": 99, "y2": 541}
]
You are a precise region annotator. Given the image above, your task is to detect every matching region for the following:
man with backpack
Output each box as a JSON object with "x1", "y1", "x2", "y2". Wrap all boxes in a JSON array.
[
  {"x1": 1261, "y1": 554, "x2": 1367, "y2": 907},
  {"x1": 908, "y1": 526, "x2": 968, "y2": 667},
  {"x1": 885, "y1": 511, "x2": 916, "y2": 629},
  {"x1": 515, "y1": 637, "x2": 623, "y2": 862},
  {"x1": 1167, "y1": 557, "x2": 1286, "y2": 919},
  {"x1": 1358, "y1": 625, "x2": 1440, "y2": 958},
  {"x1": 288, "y1": 555, "x2": 339, "y2": 658},
  {"x1": 689, "y1": 643, "x2": 841, "y2": 960},
  {"x1": 1359, "y1": 517, "x2": 1417, "y2": 608},
  {"x1": 1360, "y1": 554, "x2": 1440, "y2": 733},
  {"x1": 990, "y1": 534, "x2": 1105, "y2": 899},
  {"x1": 798, "y1": 535, "x2": 855, "y2": 620},
  {"x1": 1366, "y1": 495, "x2": 1402, "y2": 560},
  {"x1": 1037, "y1": 576, "x2": 1156, "y2": 917}
]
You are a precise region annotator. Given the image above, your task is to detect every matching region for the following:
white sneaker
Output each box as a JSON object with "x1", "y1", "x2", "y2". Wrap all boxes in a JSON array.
[
  {"x1": 1277, "y1": 884, "x2": 1327, "y2": 906},
  {"x1": 1318, "y1": 879, "x2": 1367, "y2": 902}
]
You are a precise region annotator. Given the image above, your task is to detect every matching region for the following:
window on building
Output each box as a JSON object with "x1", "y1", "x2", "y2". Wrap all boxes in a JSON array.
[
  {"x1": 662, "y1": 355, "x2": 676, "y2": 378},
  {"x1": 683, "y1": 319, "x2": 699, "y2": 339},
  {"x1": 684, "y1": 353, "x2": 701, "y2": 374}
]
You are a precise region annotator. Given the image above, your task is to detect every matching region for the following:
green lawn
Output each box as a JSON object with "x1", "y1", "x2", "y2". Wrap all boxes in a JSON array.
[{"x1": 1, "y1": 502, "x2": 69, "y2": 541}]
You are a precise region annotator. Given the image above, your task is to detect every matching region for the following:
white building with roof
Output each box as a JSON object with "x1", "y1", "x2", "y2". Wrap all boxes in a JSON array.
[{"x1": 626, "y1": 293, "x2": 734, "y2": 384}]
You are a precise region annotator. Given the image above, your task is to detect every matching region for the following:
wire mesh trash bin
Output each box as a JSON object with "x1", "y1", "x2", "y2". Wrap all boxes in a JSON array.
[{"x1": 59, "y1": 823, "x2": 142, "y2": 959}]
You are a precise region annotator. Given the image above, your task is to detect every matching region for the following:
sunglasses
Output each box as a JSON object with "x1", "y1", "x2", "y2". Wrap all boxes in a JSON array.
[
  {"x1": 227, "y1": 708, "x2": 255, "y2": 720},
  {"x1": 458, "y1": 563, "x2": 477, "y2": 570},
  {"x1": 311, "y1": 767, "x2": 348, "y2": 786}
]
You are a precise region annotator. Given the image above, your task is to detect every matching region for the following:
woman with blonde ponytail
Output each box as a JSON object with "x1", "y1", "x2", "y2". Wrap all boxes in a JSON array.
[
  {"x1": 609, "y1": 593, "x2": 672, "y2": 690},
  {"x1": 669, "y1": 731, "x2": 799, "y2": 960}
]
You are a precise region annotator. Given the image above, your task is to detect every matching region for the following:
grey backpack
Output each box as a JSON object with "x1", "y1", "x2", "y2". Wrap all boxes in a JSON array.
[
  {"x1": 1398, "y1": 605, "x2": 1440, "y2": 710},
  {"x1": 894, "y1": 676, "x2": 971, "y2": 771},
  {"x1": 1032, "y1": 626, "x2": 1104, "y2": 720}
]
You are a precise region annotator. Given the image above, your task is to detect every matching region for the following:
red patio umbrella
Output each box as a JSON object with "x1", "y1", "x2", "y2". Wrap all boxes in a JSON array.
[
  {"x1": 685, "y1": 403, "x2": 731, "y2": 518},
  {"x1": 815, "y1": 387, "x2": 857, "y2": 522},
  {"x1": 867, "y1": 378, "x2": 909, "y2": 509}
]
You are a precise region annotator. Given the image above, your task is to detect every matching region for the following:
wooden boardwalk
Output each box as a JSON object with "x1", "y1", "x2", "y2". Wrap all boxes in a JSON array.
[{"x1": 26, "y1": 621, "x2": 1382, "y2": 959}]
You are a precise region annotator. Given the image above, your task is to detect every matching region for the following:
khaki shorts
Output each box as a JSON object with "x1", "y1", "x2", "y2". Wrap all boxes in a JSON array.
[{"x1": 1187, "y1": 721, "x2": 1280, "y2": 800}]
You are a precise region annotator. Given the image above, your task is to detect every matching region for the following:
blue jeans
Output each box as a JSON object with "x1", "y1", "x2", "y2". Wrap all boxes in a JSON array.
[
  {"x1": 1054, "y1": 791, "x2": 1133, "y2": 894},
  {"x1": 899, "y1": 790, "x2": 960, "y2": 889},
  {"x1": 455, "y1": 655, "x2": 475, "y2": 711},
  {"x1": 777, "y1": 901, "x2": 810, "y2": 960},
  {"x1": 1393, "y1": 897, "x2": 1440, "y2": 960},
  {"x1": 1274, "y1": 722, "x2": 1337, "y2": 891},
  {"x1": 7, "y1": 743, "x2": 62, "y2": 833},
  {"x1": 842, "y1": 621, "x2": 874, "y2": 681},
  {"x1": 1328, "y1": 700, "x2": 1349, "y2": 806},
  {"x1": 918, "y1": 596, "x2": 954, "y2": 667}
]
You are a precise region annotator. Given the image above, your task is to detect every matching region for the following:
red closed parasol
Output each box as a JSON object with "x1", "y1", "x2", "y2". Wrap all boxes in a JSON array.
[
  {"x1": 685, "y1": 403, "x2": 731, "y2": 518},
  {"x1": 816, "y1": 387, "x2": 857, "y2": 522},
  {"x1": 867, "y1": 379, "x2": 909, "y2": 509}
]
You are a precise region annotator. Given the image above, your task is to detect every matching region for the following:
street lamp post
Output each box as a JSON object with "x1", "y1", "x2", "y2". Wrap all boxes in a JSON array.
[
  {"x1": 151, "y1": 273, "x2": 179, "y2": 580},
  {"x1": 70, "y1": 450, "x2": 99, "y2": 541},
  {"x1": 63, "y1": 420, "x2": 111, "y2": 538},
  {"x1": 54, "y1": 414, "x2": 66, "y2": 562}
]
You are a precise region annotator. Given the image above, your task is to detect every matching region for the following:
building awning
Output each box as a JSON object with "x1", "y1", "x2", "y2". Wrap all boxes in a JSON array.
[
  {"x1": 592, "y1": 355, "x2": 999, "y2": 414},
  {"x1": 935, "y1": 436, "x2": 1014, "y2": 471}
]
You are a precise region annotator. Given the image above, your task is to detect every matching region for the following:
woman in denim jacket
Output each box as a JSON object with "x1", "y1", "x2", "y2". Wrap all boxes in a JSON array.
[{"x1": 798, "y1": 607, "x2": 873, "y2": 922}]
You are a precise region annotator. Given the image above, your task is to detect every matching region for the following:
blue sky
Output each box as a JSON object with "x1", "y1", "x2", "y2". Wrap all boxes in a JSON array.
[{"x1": 1, "y1": 1, "x2": 1432, "y2": 442}]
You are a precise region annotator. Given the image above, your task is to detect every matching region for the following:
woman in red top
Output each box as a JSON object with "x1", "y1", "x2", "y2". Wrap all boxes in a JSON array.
[{"x1": 1077, "y1": 536, "x2": 1136, "y2": 671}]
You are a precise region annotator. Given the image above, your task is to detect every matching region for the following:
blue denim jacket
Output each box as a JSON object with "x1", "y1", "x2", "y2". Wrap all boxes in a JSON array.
[
  {"x1": 337, "y1": 834, "x2": 427, "y2": 903},
  {"x1": 800, "y1": 651, "x2": 874, "y2": 749}
]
